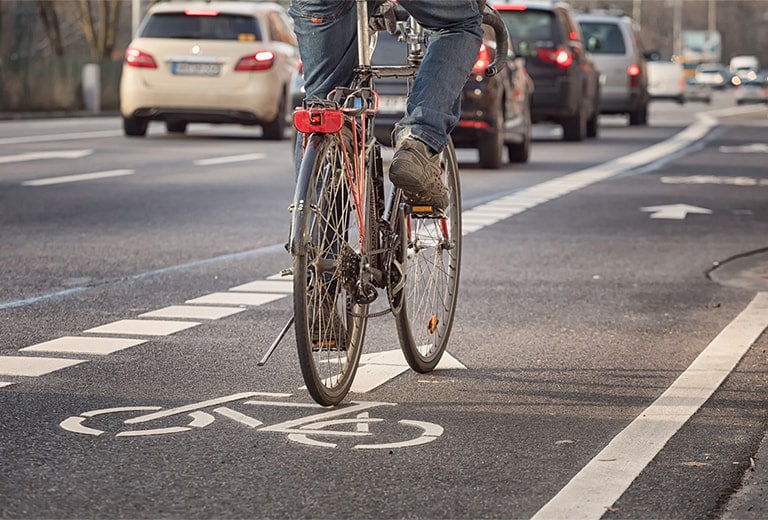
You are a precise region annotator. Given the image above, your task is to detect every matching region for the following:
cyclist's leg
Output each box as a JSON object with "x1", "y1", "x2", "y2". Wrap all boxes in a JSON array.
[
  {"x1": 392, "y1": 0, "x2": 483, "y2": 152},
  {"x1": 289, "y1": 0, "x2": 371, "y2": 174}
]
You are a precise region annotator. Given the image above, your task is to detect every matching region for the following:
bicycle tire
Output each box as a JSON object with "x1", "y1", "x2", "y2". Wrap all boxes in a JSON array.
[
  {"x1": 293, "y1": 131, "x2": 370, "y2": 406},
  {"x1": 393, "y1": 138, "x2": 462, "y2": 373}
]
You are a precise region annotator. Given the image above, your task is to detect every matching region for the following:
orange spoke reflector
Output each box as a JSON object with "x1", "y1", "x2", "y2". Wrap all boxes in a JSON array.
[
  {"x1": 411, "y1": 205, "x2": 434, "y2": 213},
  {"x1": 428, "y1": 315, "x2": 439, "y2": 334}
]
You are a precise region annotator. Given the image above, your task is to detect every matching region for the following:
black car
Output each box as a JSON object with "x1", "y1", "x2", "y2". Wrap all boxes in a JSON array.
[
  {"x1": 493, "y1": 0, "x2": 601, "y2": 141},
  {"x1": 372, "y1": 27, "x2": 534, "y2": 169}
]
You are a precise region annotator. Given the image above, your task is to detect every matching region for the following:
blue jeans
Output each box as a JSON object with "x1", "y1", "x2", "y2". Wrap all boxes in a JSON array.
[{"x1": 289, "y1": 0, "x2": 483, "y2": 166}]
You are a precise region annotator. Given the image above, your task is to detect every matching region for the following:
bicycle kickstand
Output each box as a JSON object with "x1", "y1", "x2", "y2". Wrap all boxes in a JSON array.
[{"x1": 257, "y1": 314, "x2": 294, "y2": 366}]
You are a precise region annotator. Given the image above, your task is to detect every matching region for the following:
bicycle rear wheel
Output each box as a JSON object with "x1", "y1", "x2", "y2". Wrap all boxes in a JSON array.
[
  {"x1": 393, "y1": 138, "x2": 462, "y2": 372},
  {"x1": 292, "y1": 131, "x2": 369, "y2": 406}
]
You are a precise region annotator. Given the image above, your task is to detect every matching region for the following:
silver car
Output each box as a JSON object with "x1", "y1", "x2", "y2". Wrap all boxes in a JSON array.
[{"x1": 577, "y1": 12, "x2": 650, "y2": 126}]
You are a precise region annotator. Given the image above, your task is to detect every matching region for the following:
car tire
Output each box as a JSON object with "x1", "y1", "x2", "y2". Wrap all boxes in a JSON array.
[
  {"x1": 123, "y1": 116, "x2": 148, "y2": 137},
  {"x1": 262, "y1": 91, "x2": 287, "y2": 140},
  {"x1": 507, "y1": 107, "x2": 531, "y2": 163},
  {"x1": 166, "y1": 121, "x2": 187, "y2": 134},
  {"x1": 477, "y1": 97, "x2": 504, "y2": 169},
  {"x1": 629, "y1": 104, "x2": 648, "y2": 126},
  {"x1": 562, "y1": 109, "x2": 586, "y2": 142}
]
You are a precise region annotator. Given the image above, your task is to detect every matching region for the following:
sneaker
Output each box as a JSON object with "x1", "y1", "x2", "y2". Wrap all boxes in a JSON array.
[
  {"x1": 310, "y1": 294, "x2": 347, "y2": 351},
  {"x1": 389, "y1": 138, "x2": 448, "y2": 210}
]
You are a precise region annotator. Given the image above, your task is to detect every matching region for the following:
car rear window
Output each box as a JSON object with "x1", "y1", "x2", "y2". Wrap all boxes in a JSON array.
[
  {"x1": 498, "y1": 9, "x2": 557, "y2": 57},
  {"x1": 579, "y1": 22, "x2": 626, "y2": 54},
  {"x1": 139, "y1": 12, "x2": 262, "y2": 41}
]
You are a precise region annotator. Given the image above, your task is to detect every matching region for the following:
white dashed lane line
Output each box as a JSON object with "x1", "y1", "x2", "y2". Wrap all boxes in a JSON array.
[
  {"x1": 0, "y1": 106, "x2": 754, "y2": 388},
  {"x1": 20, "y1": 337, "x2": 147, "y2": 355}
]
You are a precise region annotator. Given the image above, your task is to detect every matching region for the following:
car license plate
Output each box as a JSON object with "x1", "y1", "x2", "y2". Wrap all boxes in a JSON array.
[
  {"x1": 172, "y1": 62, "x2": 221, "y2": 76},
  {"x1": 378, "y1": 95, "x2": 407, "y2": 113}
]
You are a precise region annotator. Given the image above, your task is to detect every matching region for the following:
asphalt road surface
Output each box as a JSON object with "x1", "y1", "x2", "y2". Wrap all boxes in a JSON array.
[{"x1": 2, "y1": 90, "x2": 768, "y2": 519}]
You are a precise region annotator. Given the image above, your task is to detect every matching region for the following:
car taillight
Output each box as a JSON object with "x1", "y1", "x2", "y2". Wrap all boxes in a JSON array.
[
  {"x1": 235, "y1": 51, "x2": 275, "y2": 71},
  {"x1": 627, "y1": 63, "x2": 640, "y2": 88},
  {"x1": 472, "y1": 43, "x2": 491, "y2": 74},
  {"x1": 184, "y1": 8, "x2": 219, "y2": 16},
  {"x1": 537, "y1": 47, "x2": 573, "y2": 68},
  {"x1": 124, "y1": 48, "x2": 157, "y2": 69}
]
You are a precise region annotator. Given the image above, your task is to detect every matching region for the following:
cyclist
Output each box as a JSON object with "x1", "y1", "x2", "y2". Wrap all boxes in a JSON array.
[{"x1": 289, "y1": 0, "x2": 485, "y2": 210}]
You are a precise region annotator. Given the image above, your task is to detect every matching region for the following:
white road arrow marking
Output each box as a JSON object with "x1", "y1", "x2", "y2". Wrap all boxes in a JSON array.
[
  {"x1": 640, "y1": 203, "x2": 713, "y2": 220},
  {"x1": 0, "y1": 149, "x2": 93, "y2": 164}
]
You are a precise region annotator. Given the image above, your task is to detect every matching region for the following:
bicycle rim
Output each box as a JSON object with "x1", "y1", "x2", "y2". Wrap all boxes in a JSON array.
[
  {"x1": 293, "y1": 132, "x2": 368, "y2": 406},
  {"x1": 393, "y1": 139, "x2": 462, "y2": 372}
]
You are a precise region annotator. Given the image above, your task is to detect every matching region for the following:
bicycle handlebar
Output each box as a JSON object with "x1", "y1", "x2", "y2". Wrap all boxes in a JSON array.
[{"x1": 481, "y1": 5, "x2": 509, "y2": 77}]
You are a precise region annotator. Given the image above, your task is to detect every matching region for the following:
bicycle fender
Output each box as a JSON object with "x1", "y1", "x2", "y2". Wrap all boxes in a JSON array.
[{"x1": 289, "y1": 133, "x2": 325, "y2": 256}]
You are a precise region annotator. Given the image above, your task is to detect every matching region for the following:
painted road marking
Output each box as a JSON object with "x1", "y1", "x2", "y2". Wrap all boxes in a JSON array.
[
  {"x1": 185, "y1": 292, "x2": 286, "y2": 306},
  {"x1": 22, "y1": 169, "x2": 134, "y2": 186},
  {"x1": 194, "y1": 153, "x2": 266, "y2": 166},
  {"x1": 532, "y1": 291, "x2": 768, "y2": 520},
  {"x1": 20, "y1": 336, "x2": 147, "y2": 355},
  {"x1": 640, "y1": 203, "x2": 713, "y2": 220},
  {"x1": 0, "y1": 382, "x2": 15, "y2": 388},
  {"x1": 0, "y1": 149, "x2": 93, "y2": 164},
  {"x1": 139, "y1": 305, "x2": 246, "y2": 320},
  {"x1": 229, "y1": 280, "x2": 293, "y2": 293},
  {"x1": 662, "y1": 175, "x2": 768, "y2": 186},
  {"x1": 0, "y1": 130, "x2": 122, "y2": 145},
  {"x1": 0, "y1": 356, "x2": 87, "y2": 376},
  {"x1": 84, "y1": 319, "x2": 201, "y2": 336}
]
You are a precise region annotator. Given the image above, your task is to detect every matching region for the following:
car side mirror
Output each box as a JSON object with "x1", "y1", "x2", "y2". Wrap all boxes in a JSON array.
[{"x1": 644, "y1": 50, "x2": 661, "y2": 61}]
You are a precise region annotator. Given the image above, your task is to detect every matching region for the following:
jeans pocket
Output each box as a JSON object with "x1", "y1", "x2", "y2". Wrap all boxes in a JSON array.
[{"x1": 290, "y1": 0, "x2": 348, "y2": 22}]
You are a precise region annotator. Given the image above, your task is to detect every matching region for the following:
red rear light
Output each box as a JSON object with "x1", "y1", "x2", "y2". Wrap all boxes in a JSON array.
[
  {"x1": 235, "y1": 51, "x2": 275, "y2": 71},
  {"x1": 124, "y1": 48, "x2": 157, "y2": 69},
  {"x1": 472, "y1": 43, "x2": 491, "y2": 74},
  {"x1": 627, "y1": 64, "x2": 641, "y2": 88},
  {"x1": 294, "y1": 109, "x2": 344, "y2": 134},
  {"x1": 537, "y1": 47, "x2": 573, "y2": 68},
  {"x1": 184, "y1": 8, "x2": 219, "y2": 16},
  {"x1": 498, "y1": 5, "x2": 527, "y2": 10}
]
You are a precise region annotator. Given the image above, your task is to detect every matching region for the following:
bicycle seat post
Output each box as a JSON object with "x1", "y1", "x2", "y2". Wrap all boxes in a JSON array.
[{"x1": 356, "y1": 0, "x2": 371, "y2": 68}]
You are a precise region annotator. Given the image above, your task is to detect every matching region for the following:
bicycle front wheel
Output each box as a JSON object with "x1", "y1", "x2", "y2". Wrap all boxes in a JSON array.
[
  {"x1": 292, "y1": 131, "x2": 369, "y2": 406},
  {"x1": 393, "y1": 138, "x2": 462, "y2": 373}
]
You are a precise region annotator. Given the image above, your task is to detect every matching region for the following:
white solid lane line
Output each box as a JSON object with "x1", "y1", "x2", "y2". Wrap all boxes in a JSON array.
[
  {"x1": 532, "y1": 292, "x2": 768, "y2": 520},
  {"x1": 22, "y1": 169, "x2": 134, "y2": 186}
]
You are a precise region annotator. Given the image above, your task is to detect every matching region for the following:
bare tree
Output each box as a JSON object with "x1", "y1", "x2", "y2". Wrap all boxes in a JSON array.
[
  {"x1": 35, "y1": 0, "x2": 65, "y2": 56},
  {"x1": 76, "y1": 0, "x2": 122, "y2": 59}
]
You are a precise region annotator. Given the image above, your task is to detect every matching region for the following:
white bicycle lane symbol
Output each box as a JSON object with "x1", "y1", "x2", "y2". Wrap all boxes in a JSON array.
[{"x1": 60, "y1": 392, "x2": 444, "y2": 449}]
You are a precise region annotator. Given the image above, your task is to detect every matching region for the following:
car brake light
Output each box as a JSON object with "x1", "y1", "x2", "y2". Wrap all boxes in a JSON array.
[
  {"x1": 627, "y1": 64, "x2": 641, "y2": 88},
  {"x1": 472, "y1": 43, "x2": 491, "y2": 74},
  {"x1": 235, "y1": 51, "x2": 275, "y2": 71},
  {"x1": 499, "y1": 5, "x2": 527, "y2": 10},
  {"x1": 184, "y1": 8, "x2": 219, "y2": 16},
  {"x1": 537, "y1": 47, "x2": 572, "y2": 68},
  {"x1": 124, "y1": 48, "x2": 157, "y2": 69}
]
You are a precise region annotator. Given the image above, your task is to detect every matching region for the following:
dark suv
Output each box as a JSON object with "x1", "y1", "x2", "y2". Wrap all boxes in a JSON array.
[
  {"x1": 493, "y1": 1, "x2": 601, "y2": 141},
  {"x1": 371, "y1": 28, "x2": 534, "y2": 169}
]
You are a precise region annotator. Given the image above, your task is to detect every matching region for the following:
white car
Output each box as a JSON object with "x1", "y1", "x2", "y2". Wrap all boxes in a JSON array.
[
  {"x1": 647, "y1": 60, "x2": 685, "y2": 104},
  {"x1": 120, "y1": 1, "x2": 300, "y2": 138}
]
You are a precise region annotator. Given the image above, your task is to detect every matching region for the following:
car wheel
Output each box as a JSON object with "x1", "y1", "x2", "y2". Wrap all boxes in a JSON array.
[
  {"x1": 262, "y1": 91, "x2": 287, "y2": 140},
  {"x1": 507, "y1": 107, "x2": 530, "y2": 163},
  {"x1": 586, "y1": 110, "x2": 599, "y2": 138},
  {"x1": 123, "y1": 116, "x2": 148, "y2": 137},
  {"x1": 629, "y1": 104, "x2": 648, "y2": 126},
  {"x1": 166, "y1": 121, "x2": 187, "y2": 134},
  {"x1": 562, "y1": 109, "x2": 586, "y2": 142},
  {"x1": 477, "y1": 97, "x2": 504, "y2": 169}
]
